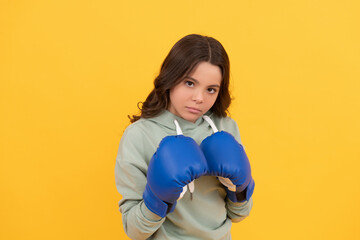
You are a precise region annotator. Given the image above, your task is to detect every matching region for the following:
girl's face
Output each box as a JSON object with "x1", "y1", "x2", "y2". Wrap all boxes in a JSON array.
[{"x1": 168, "y1": 61, "x2": 222, "y2": 123}]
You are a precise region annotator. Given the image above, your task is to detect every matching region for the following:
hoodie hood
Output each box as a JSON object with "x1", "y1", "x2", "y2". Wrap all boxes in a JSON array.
[{"x1": 147, "y1": 110, "x2": 215, "y2": 133}]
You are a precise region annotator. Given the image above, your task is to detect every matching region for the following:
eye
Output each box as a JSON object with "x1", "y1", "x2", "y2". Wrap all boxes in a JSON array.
[
  {"x1": 185, "y1": 81, "x2": 194, "y2": 87},
  {"x1": 208, "y1": 88, "x2": 217, "y2": 94}
]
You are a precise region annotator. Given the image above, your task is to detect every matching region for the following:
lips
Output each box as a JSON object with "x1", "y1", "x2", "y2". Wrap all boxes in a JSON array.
[{"x1": 186, "y1": 107, "x2": 201, "y2": 113}]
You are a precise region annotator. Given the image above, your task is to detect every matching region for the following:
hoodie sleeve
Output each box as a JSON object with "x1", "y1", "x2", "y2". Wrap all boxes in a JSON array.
[
  {"x1": 115, "y1": 125, "x2": 165, "y2": 239},
  {"x1": 223, "y1": 118, "x2": 254, "y2": 222}
]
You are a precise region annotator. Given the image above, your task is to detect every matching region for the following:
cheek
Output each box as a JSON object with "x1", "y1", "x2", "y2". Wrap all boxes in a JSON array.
[
  {"x1": 169, "y1": 87, "x2": 185, "y2": 103},
  {"x1": 205, "y1": 94, "x2": 218, "y2": 108},
  {"x1": 211, "y1": 93, "x2": 220, "y2": 104}
]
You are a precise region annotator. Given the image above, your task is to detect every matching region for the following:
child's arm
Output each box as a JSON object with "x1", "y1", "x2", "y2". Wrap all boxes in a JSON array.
[
  {"x1": 226, "y1": 196, "x2": 253, "y2": 222},
  {"x1": 115, "y1": 126, "x2": 164, "y2": 239}
]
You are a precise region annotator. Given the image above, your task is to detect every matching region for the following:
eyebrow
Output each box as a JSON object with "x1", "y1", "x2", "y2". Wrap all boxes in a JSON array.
[{"x1": 185, "y1": 76, "x2": 220, "y2": 88}]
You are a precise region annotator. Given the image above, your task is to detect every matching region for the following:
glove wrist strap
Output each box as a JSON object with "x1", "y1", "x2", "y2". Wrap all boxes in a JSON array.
[
  {"x1": 143, "y1": 184, "x2": 176, "y2": 218},
  {"x1": 226, "y1": 178, "x2": 255, "y2": 203}
]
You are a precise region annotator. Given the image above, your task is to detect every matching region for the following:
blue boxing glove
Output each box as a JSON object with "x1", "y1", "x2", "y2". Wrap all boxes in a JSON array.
[
  {"x1": 143, "y1": 134, "x2": 207, "y2": 218},
  {"x1": 201, "y1": 116, "x2": 255, "y2": 203}
]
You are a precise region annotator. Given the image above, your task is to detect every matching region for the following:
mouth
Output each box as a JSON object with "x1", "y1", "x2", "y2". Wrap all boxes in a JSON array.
[{"x1": 186, "y1": 107, "x2": 201, "y2": 113}]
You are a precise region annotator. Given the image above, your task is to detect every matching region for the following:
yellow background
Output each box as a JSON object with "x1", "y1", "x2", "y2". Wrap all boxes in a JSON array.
[{"x1": 1, "y1": 0, "x2": 359, "y2": 239}]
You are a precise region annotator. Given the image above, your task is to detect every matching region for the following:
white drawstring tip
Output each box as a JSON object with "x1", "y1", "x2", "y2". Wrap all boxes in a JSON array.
[
  {"x1": 179, "y1": 186, "x2": 187, "y2": 199},
  {"x1": 188, "y1": 181, "x2": 195, "y2": 193}
]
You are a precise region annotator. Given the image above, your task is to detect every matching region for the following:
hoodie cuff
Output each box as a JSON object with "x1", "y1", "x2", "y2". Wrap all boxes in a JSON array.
[{"x1": 140, "y1": 201, "x2": 163, "y2": 222}]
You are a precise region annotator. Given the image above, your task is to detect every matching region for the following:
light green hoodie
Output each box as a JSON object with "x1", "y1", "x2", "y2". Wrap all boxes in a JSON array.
[{"x1": 115, "y1": 110, "x2": 253, "y2": 240}]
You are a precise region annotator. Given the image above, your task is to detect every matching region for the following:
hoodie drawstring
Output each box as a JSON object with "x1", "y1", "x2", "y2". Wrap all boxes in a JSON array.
[
  {"x1": 202, "y1": 115, "x2": 218, "y2": 133},
  {"x1": 202, "y1": 115, "x2": 238, "y2": 192},
  {"x1": 174, "y1": 119, "x2": 194, "y2": 200}
]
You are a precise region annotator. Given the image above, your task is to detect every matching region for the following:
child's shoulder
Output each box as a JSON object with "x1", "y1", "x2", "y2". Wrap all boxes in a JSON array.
[
  {"x1": 210, "y1": 113, "x2": 239, "y2": 131},
  {"x1": 123, "y1": 117, "x2": 151, "y2": 132},
  {"x1": 122, "y1": 117, "x2": 164, "y2": 140}
]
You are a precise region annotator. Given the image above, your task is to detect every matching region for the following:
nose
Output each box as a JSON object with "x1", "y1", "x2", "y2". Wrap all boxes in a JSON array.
[{"x1": 192, "y1": 90, "x2": 204, "y2": 103}]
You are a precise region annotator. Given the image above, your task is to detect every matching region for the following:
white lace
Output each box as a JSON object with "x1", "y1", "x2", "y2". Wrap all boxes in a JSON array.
[
  {"x1": 202, "y1": 115, "x2": 219, "y2": 133},
  {"x1": 202, "y1": 116, "x2": 237, "y2": 192},
  {"x1": 174, "y1": 119, "x2": 195, "y2": 199}
]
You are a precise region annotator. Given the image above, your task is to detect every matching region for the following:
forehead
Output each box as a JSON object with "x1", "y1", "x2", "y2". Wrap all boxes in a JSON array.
[{"x1": 187, "y1": 62, "x2": 222, "y2": 85}]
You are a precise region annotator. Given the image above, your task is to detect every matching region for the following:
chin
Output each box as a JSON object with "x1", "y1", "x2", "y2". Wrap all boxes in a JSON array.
[{"x1": 182, "y1": 114, "x2": 199, "y2": 123}]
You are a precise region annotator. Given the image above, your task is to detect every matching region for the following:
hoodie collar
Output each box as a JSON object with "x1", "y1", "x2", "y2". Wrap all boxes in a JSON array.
[{"x1": 148, "y1": 109, "x2": 214, "y2": 133}]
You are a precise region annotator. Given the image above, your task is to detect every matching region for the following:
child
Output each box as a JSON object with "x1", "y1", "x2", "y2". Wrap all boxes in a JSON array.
[{"x1": 115, "y1": 34, "x2": 254, "y2": 240}]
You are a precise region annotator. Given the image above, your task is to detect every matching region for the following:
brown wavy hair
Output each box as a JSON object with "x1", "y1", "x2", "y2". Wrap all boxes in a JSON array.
[{"x1": 128, "y1": 34, "x2": 231, "y2": 123}]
